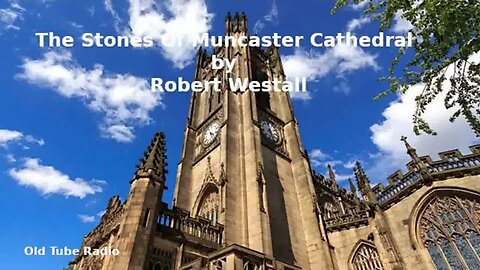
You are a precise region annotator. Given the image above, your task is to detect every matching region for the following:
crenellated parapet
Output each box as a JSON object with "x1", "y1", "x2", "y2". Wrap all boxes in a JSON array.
[
  {"x1": 375, "y1": 144, "x2": 480, "y2": 209},
  {"x1": 316, "y1": 143, "x2": 480, "y2": 232}
]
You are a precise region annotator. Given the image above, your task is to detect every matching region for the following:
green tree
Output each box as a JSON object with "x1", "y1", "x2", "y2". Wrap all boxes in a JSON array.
[{"x1": 333, "y1": 0, "x2": 480, "y2": 136}]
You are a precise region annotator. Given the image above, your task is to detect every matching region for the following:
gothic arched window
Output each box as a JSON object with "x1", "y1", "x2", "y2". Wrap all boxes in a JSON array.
[
  {"x1": 197, "y1": 186, "x2": 220, "y2": 224},
  {"x1": 418, "y1": 192, "x2": 480, "y2": 269},
  {"x1": 351, "y1": 242, "x2": 384, "y2": 270}
]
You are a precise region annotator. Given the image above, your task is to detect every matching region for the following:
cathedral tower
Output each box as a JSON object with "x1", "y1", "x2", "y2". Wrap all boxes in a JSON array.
[{"x1": 172, "y1": 12, "x2": 333, "y2": 269}]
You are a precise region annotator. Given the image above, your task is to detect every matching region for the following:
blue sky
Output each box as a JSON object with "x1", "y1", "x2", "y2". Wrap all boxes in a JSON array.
[{"x1": 0, "y1": 0, "x2": 478, "y2": 269}]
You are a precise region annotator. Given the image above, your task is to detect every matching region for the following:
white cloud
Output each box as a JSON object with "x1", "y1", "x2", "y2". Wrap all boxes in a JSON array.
[
  {"x1": 369, "y1": 57, "x2": 480, "y2": 180},
  {"x1": 289, "y1": 89, "x2": 313, "y2": 101},
  {"x1": 253, "y1": 0, "x2": 279, "y2": 33},
  {"x1": 0, "y1": 129, "x2": 44, "y2": 148},
  {"x1": 18, "y1": 51, "x2": 163, "y2": 143},
  {"x1": 87, "y1": 6, "x2": 95, "y2": 17},
  {"x1": 78, "y1": 214, "x2": 95, "y2": 223},
  {"x1": 350, "y1": 0, "x2": 369, "y2": 10},
  {"x1": 126, "y1": 0, "x2": 213, "y2": 68},
  {"x1": 69, "y1": 21, "x2": 83, "y2": 30},
  {"x1": 326, "y1": 160, "x2": 344, "y2": 167},
  {"x1": 24, "y1": 135, "x2": 45, "y2": 146},
  {"x1": 391, "y1": 12, "x2": 413, "y2": 34},
  {"x1": 334, "y1": 173, "x2": 354, "y2": 182},
  {"x1": 309, "y1": 149, "x2": 355, "y2": 183},
  {"x1": 333, "y1": 81, "x2": 351, "y2": 95},
  {"x1": 104, "y1": 0, "x2": 122, "y2": 32},
  {"x1": 97, "y1": 210, "x2": 106, "y2": 218},
  {"x1": 0, "y1": 129, "x2": 23, "y2": 146},
  {"x1": 343, "y1": 160, "x2": 356, "y2": 169},
  {"x1": 5, "y1": 154, "x2": 16, "y2": 163},
  {"x1": 282, "y1": 44, "x2": 378, "y2": 100},
  {"x1": 8, "y1": 158, "x2": 103, "y2": 198},
  {"x1": 309, "y1": 149, "x2": 332, "y2": 167},
  {"x1": 309, "y1": 149, "x2": 347, "y2": 169},
  {"x1": 0, "y1": 1, "x2": 24, "y2": 30},
  {"x1": 310, "y1": 149, "x2": 331, "y2": 160},
  {"x1": 347, "y1": 17, "x2": 370, "y2": 32},
  {"x1": 100, "y1": 124, "x2": 135, "y2": 143},
  {"x1": 321, "y1": 164, "x2": 353, "y2": 182},
  {"x1": 348, "y1": 1, "x2": 413, "y2": 34}
]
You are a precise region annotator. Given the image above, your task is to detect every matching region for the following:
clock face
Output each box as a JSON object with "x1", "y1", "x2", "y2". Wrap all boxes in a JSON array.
[
  {"x1": 203, "y1": 121, "x2": 220, "y2": 145},
  {"x1": 260, "y1": 120, "x2": 280, "y2": 143}
]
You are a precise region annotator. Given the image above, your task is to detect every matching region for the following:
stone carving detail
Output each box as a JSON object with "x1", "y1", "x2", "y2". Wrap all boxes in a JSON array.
[
  {"x1": 148, "y1": 247, "x2": 175, "y2": 270},
  {"x1": 204, "y1": 156, "x2": 216, "y2": 183},
  {"x1": 211, "y1": 257, "x2": 227, "y2": 270},
  {"x1": 418, "y1": 193, "x2": 480, "y2": 269},
  {"x1": 72, "y1": 196, "x2": 125, "y2": 267},
  {"x1": 191, "y1": 157, "x2": 227, "y2": 223},
  {"x1": 321, "y1": 198, "x2": 340, "y2": 220},
  {"x1": 80, "y1": 249, "x2": 105, "y2": 270},
  {"x1": 257, "y1": 162, "x2": 266, "y2": 212},
  {"x1": 313, "y1": 171, "x2": 369, "y2": 232},
  {"x1": 351, "y1": 242, "x2": 384, "y2": 270},
  {"x1": 198, "y1": 187, "x2": 220, "y2": 223},
  {"x1": 243, "y1": 259, "x2": 263, "y2": 270}
]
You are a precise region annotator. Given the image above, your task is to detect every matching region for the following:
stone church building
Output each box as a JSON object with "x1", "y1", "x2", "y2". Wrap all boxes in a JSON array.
[{"x1": 71, "y1": 13, "x2": 480, "y2": 270}]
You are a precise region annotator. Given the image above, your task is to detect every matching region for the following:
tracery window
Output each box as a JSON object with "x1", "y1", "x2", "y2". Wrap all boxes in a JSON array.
[
  {"x1": 197, "y1": 186, "x2": 220, "y2": 224},
  {"x1": 419, "y1": 193, "x2": 480, "y2": 270},
  {"x1": 351, "y1": 243, "x2": 384, "y2": 270}
]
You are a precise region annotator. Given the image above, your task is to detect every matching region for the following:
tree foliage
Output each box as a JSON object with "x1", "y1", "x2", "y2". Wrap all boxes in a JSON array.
[{"x1": 333, "y1": 0, "x2": 480, "y2": 136}]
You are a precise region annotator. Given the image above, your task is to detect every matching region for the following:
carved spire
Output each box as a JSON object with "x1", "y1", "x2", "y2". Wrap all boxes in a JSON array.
[
  {"x1": 354, "y1": 161, "x2": 368, "y2": 189},
  {"x1": 354, "y1": 161, "x2": 376, "y2": 204},
  {"x1": 327, "y1": 164, "x2": 338, "y2": 191},
  {"x1": 348, "y1": 178, "x2": 357, "y2": 196},
  {"x1": 327, "y1": 164, "x2": 336, "y2": 182},
  {"x1": 401, "y1": 136, "x2": 419, "y2": 161},
  {"x1": 401, "y1": 136, "x2": 431, "y2": 182},
  {"x1": 348, "y1": 177, "x2": 360, "y2": 207},
  {"x1": 204, "y1": 156, "x2": 215, "y2": 182},
  {"x1": 135, "y1": 132, "x2": 167, "y2": 182}
]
